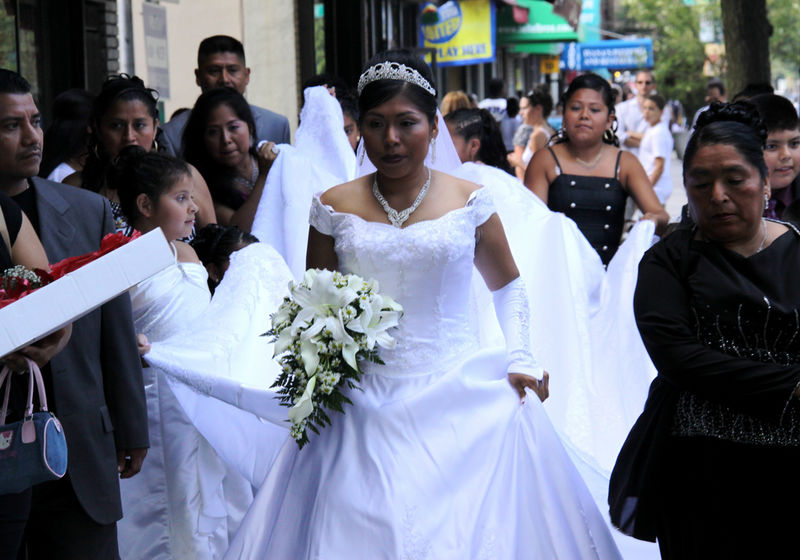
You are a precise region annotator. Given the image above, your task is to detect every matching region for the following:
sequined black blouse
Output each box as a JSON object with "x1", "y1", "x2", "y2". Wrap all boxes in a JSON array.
[{"x1": 634, "y1": 223, "x2": 800, "y2": 445}]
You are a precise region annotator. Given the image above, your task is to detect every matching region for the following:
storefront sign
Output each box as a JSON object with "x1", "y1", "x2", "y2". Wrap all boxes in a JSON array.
[
  {"x1": 540, "y1": 55, "x2": 560, "y2": 74},
  {"x1": 142, "y1": 3, "x2": 170, "y2": 98},
  {"x1": 419, "y1": 0, "x2": 495, "y2": 67},
  {"x1": 560, "y1": 38, "x2": 653, "y2": 71}
]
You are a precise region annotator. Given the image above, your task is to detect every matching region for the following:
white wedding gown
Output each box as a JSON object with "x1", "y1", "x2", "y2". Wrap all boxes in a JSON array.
[
  {"x1": 119, "y1": 253, "x2": 253, "y2": 559},
  {"x1": 222, "y1": 188, "x2": 622, "y2": 559},
  {"x1": 140, "y1": 89, "x2": 658, "y2": 558}
]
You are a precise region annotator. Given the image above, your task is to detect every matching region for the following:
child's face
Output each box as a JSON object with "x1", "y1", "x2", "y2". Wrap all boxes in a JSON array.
[
  {"x1": 642, "y1": 99, "x2": 662, "y2": 126},
  {"x1": 764, "y1": 128, "x2": 800, "y2": 190},
  {"x1": 153, "y1": 173, "x2": 198, "y2": 241}
]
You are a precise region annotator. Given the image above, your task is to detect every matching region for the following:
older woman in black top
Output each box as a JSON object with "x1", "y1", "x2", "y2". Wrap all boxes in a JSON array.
[{"x1": 610, "y1": 103, "x2": 800, "y2": 558}]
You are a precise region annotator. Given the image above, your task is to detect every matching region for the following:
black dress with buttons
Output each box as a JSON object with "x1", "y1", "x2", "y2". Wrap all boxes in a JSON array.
[{"x1": 546, "y1": 147, "x2": 627, "y2": 266}]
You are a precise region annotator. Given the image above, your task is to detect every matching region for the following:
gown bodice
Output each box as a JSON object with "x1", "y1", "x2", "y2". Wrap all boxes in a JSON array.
[
  {"x1": 130, "y1": 253, "x2": 210, "y2": 342},
  {"x1": 309, "y1": 187, "x2": 496, "y2": 377}
]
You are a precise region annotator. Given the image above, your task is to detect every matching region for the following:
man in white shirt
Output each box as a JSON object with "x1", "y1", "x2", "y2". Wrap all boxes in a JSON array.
[{"x1": 616, "y1": 70, "x2": 670, "y2": 157}]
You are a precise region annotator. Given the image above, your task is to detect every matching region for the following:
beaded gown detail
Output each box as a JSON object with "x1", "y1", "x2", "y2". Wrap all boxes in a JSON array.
[{"x1": 223, "y1": 188, "x2": 622, "y2": 560}]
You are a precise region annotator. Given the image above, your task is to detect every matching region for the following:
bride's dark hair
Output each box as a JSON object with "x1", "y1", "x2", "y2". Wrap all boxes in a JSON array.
[{"x1": 358, "y1": 49, "x2": 437, "y2": 126}]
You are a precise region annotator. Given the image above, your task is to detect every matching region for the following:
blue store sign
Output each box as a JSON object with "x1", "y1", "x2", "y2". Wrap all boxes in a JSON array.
[{"x1": 560, "y1": 39, "x2": 653, "y2": 71}]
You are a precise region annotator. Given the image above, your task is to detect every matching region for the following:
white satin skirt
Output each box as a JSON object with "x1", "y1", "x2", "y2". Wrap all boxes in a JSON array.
[{"x1": 225, "y1": 347, "x2": 622, "y2": 560}]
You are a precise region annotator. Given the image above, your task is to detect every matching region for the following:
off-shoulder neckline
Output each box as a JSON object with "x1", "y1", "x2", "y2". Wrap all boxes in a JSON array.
[{"x1": 314, "y1": 186, "x2": 487, "y2": 231}]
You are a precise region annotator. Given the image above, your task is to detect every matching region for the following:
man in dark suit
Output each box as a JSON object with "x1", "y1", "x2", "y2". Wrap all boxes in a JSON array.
[
  {"x1": 161, "y1": 34, "x2": 291, "y2": 156},
  {"x1": 0, "y1": 69, "x2": 149, "y2": 558}
]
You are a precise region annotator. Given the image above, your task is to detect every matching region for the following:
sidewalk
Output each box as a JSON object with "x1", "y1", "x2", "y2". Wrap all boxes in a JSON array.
[{"x1": 664, "y1": 151, "x2": 687, "y2": 222}]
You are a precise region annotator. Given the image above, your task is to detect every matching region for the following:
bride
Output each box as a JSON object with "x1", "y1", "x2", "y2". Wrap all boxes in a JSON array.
[{"x1": 223, "y1": 49, "x2": 621, "y2": 559}]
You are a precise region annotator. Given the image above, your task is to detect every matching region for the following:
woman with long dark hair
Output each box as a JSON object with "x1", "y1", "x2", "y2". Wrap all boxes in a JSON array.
[
  {"x1": 64, "y1": 75, "x2": 216, "y2": 233},
  {"x1": 64, "y1": 74, "x2": 217, "y2": 232},
  {"x1": 183, "y1": 87, "x2": 278, "y2": 231},
  {"x1": 525, "y1": 73, "x2": 668, "y2": 265}
]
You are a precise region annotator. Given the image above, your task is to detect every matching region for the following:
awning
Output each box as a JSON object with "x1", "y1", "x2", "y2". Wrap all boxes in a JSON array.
[
  {"x1": 497, "y1": 0, "x2": 578, "y2": 44},
  {"x1": 497, "y1": 0, "x2": 581, "y2": 30}
]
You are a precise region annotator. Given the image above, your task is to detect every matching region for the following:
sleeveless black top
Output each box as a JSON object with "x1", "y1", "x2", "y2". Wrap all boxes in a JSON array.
[{"x1": 547, "y1": 147, "x2": 627, "y2": 265}]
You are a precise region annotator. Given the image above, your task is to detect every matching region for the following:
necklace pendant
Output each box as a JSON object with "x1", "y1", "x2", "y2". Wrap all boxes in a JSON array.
[{"x1": 373, "y1": 168, "x2": 432, "y2": 228}]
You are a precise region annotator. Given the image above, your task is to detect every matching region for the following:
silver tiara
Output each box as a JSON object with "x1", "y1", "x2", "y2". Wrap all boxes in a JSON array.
[{"x1": 357, "y1": 61, "x2": 437, "y2": 97}]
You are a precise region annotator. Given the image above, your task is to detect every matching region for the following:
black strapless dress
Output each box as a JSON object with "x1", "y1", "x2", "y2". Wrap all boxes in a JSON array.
[{"x1": 546, "y1": 147, "x2": 627, "y2": 265}]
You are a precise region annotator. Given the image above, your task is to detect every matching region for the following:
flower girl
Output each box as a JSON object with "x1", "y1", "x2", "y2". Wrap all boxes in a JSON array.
[{"x1": 111, "y1": 146, "x2": 252, "y2": 559}]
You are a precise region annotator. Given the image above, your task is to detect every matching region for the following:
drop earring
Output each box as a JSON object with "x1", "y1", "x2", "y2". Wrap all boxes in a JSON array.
[{"x1": 430, "y1": 138, "x2": 437, "y2": 164}]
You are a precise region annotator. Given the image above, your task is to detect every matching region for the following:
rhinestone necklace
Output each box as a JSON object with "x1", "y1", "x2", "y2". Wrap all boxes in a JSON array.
[{"x1": 372, "y1": 167, "x2": 431, "y2": 228}]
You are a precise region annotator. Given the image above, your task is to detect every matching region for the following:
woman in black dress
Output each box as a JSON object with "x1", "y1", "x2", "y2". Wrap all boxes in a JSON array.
[
  {"x1": 609, "y1": 102, "x2": 800, "y2": 558},
  {"x1": 525, "y1": 73, "x2": 668, "y2": 265}
]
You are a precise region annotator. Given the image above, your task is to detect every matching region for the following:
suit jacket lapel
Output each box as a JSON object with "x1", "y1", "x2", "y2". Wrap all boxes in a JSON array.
[{"x1": 30, "y1": 177, "x2": 76, "y2": 261}]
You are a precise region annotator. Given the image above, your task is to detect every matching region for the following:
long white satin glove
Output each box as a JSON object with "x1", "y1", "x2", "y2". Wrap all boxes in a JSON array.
[{"x1": 492, "y1": 277, "x2": 549, "y2": 402}]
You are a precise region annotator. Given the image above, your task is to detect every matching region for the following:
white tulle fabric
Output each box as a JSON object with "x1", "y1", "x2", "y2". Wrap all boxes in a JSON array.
[
  {"x1": 119, "y1": 256, "x2": 254, "y2": 559},
  {"x1": 251, "y1": 87, "x2": 357, "y2": 279},
  {"x1": 221, "y1": 187, "x2": 622, "y2": 560}
]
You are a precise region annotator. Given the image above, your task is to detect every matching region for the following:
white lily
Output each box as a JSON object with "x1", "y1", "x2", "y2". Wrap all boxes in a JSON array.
[
  {"x1": 292, "y1": 269, "x2": 357, "y2": 327},
  {"x1": 288, "y1": 375, "x2": 316, "y2": 424},
  {"x1": 296, "y1": 310, "x2": 359, "y2": 373},
  {"x1": 347, "y1": 294, "x2": 403, "y2": 350}
]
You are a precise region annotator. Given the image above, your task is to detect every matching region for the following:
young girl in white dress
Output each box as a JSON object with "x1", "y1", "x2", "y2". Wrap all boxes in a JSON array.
[
  {"x1": 224, "y1": 50, "x2": 622, "y2": 560},
  {"x1": 112, "y1": 146, "x2": 252, "y2": 559}
]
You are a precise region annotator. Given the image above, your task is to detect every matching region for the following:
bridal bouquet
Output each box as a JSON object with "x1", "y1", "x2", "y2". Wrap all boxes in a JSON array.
[{"x1": 267, "y1": 269, "x2": 403, "y2": 448}]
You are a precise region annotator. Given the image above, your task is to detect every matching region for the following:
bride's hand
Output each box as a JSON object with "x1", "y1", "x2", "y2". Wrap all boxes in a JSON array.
[{"x1": 508, "y1": 372, "x2": 549, "y2": 403}]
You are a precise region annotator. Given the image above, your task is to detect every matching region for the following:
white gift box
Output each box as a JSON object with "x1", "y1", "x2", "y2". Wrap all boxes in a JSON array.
[{"x1": 0, "y1": 228, "x2": 174, "y2": 358}]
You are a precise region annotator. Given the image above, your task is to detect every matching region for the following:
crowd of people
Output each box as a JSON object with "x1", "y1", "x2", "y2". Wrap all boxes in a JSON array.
[{"x1": 1, "y1": 31, "x2": 799, "y2": 560}]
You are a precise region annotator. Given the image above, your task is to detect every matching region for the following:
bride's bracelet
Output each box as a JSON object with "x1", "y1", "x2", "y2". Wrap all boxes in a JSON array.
[{"x1": 492, "y1": 277, "x2": 544, "y2": 379}]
